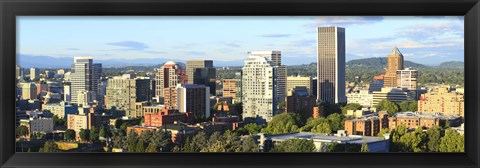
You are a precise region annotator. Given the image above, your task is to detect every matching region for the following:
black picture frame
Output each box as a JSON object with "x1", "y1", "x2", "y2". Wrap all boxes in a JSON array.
[{"x1": 1, "y1": 0, "x2": 479, "y2": 167}]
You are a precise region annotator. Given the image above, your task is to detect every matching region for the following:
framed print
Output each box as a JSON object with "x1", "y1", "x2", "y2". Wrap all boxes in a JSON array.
[{"x1": 1, "y1": 0, "x2": 479, "y2": 168}]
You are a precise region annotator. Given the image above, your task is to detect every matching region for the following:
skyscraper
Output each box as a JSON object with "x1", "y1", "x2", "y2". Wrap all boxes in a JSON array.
[
  {"x1": 93, "y1": 63, "x2": 103, "y2": 107},
  {"x1": 71, "y1": 57, "x2": 94, "y2": 104},
  {"x1": 155, "y1": 61, "x2": 180, "y2": 99},
  {"x1": 135, "y1": 77, "x2": 151, "y2": 102},
  {"x1": 105, "y1": 77, "x2": 137, "y2": 117},
  {"x1": 193, "y1": 67, "x2": 216, "y2": 95},
  {"x1": 16, "y1": 65, "x2": 22, "y2": 80},
  {"x1": 176, "y1": 84, "x2": 210, "y2": 119},
  {"x1": 22, "y1": 83, "x2": 37, "y2": 100},
  {"x1": 242, "y1": 54, "x2": 277, "y2": 123},
  {"x1": 248, "y1": 51, "x2": 287, "y2": 104},
  {"x1": 64, "y1": 84, "x2": 71, "y2": 102},
  {"x1": 384, "y1": 47, "x2": 404, "y2": 87},
  {"x1": 30, "y1": 67, "x2": 39, "y2": 81},
  {"x1": 316, "y1": 26, "x2": 346, "y2": 104},
  {"x1": 187, "y1": 60, "x2": 216, "y2": 95},
  {"x1": 186, "y1": 60, "x2": 213, "y2": 84}
]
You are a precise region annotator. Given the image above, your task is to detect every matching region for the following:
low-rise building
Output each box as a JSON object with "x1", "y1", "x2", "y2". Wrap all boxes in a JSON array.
[
  {"x1": 346, "y1": 109, "x2": 373, "y2": 118},
  {"x1": 43, "y1": 102, "x2": 78, "y2": 119},
  {"x1": 418, "y1": 86, "x2": 464, "y2": 117},
  {"x1": 286, "y1": 76, "x2": 313, "y2": 96},
  {"x1": 347, "y1": 90, "x2": 373, "y2": 107},
  {"x1": 372, "y1": 87, "x2": 407, "y2": 107},
  {"x1": 388, "y1": 111, "x2": 462, "y2": 131},
  {"x1": 67, "y1": 113, "x2": 101, "y2": 139},
  {"x1": 286, "y1": 89, "x2": 316, "y2": 116},
  {"x1": 260, "y1": 131, "x2": 390, "y2": 152},
  {"x1": 20, "y1": 117, "x2": 54, "y2": 136},
  {"x1": 143, "y1": 108, "x2": 191, "y2": 127},
  {"x1": 344, "y1": 112, "x2": 389, "y2": 136}
]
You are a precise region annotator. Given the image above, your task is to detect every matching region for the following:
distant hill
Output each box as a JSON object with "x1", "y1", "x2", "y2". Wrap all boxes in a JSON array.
[
  {"x1": 17, "y1": 54, "x2": 242, "y2": 68},
  {"x1": 346, "y1": 57, "x2": 427, "y2": 70},
  {"x1": 438, "y1": 61, "x2": 464, "y2": 68}
]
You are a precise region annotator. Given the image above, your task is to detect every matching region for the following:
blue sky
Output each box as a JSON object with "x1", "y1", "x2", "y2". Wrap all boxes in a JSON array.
[{"x1": 17, "y1": 16, "x2": 464, "y2": 65}]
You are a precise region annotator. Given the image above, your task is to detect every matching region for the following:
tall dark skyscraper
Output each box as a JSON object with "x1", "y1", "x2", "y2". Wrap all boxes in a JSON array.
[
  {"x1": 317, "y1": 26, "x2": 346, "y2": 104},
  {"x1": 186, "y1": 60, "x2": 216, "y2": 96},
  {"x1": 193, "y1": 67, "x2": 216, "y2": 95}
]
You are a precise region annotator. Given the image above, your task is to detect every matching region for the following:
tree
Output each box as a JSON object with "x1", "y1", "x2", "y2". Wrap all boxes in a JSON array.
[
  {"x1": 262, "y1": 112, "x2": 302, "y2": 135},
  {"x1": 16, "y1": 125, "x2": 29, "y2": 137},
  {"x1": 391, "y1": 126, "x2": 426, "y2": 152},
  {"x1": 271, "y1": 138, "x2": 316, "y2": 152},
  {"x1": 52, "y1": 115, "x2": 66, "y2": 127},
  {"x1": 377, "y1": 128, "x2": 390, "y2": 137},
  {"x1": 140, "y1": 131, "x2": 153, "y2": 142},
  {"x1": 65, "y1": 129, "x2": 76, "y2": 141},
  {"x1": 399, "y1": 101, "x2": 410, "y2": 112},
  {"x1": 186, "y1": 132, "x2": 208, "y2": 152},
  {"x1": 182, "y1": 137, "x2": 194, "y2": 152},
  {"x1": 231, "y1": 102, "x2": 243, "y2": 116},
  {"x1": 326, "y1": 113, "x2": 345, "y2": 132},
  {"x1": 126, "y1": 131, "x2": 138, "y2": 152},
  {"x1": 241, "y1": 136, "x2": 260, "y2": 152},
  {"x1": 439, "y1": 129, "x2": 464, "y2": 152},
  {"x1": 300, "y1": 117, "x2": 331, "y2": 133},
  {"x1": 120, "y1": 123, "x2": 128, "y2": 132},
  {"x1": 360, "y1": 141, "x2": 369, "y2": 152},
  {"x1": 242, "y1": 123, "x2": 263, "y2": 135},
  {"x1": 408, "y1": 101, "x2": 418, "y2": 111},
  {"x1": 90, "y1": 126, "x2": 99, "y2": 142},
  {"x1": 426, "y1": 126, "x2": 443, "y2": 152},
  {"x1": 79, "y1": 129, "x2": 90, "y2": 142},
  {"x1": 376, "y1": 99, "x2": 400, "y2": 115},
  {"x1": 341, "y1": 103, "x2": 362, "y2": 114},
  {"x1": 145, "y1": 143, "x2": 158, "y2": 152},
  {"x1": 390, "y1": 124, "x2": 407, "y2": 152},
  {"x1": 150, "y1": 130, "x2": 173, "y2": 152},
  {"x1": 319, "y1": 102, "x2": 342, "y2": 117},
  {"x1": 200, "y1": 141, "x2": 228, "y2": 152},
  {"x1": 135, "y1": 140, "x2": 145, "y2": 152},
  {"x1": 98, "y1": 126, "x2": 105, "y2": 138},
  {"x1": 399, "y1": 101, "x2": 418, "y2": 112},
  {"x1": 39, "y1": 141, "x2": 59, "y2": 152}
]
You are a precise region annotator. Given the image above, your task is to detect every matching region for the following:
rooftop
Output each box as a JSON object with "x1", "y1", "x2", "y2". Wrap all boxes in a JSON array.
[
  {"x1": 266, "y1": 132, "x2": 387, "y2": 144},
  {"x1": 393, "y1": 111, "x2": 461, "y2": 119},
  {"x1": 390, "y1": 47, "x2": 403, "y2": 56}
]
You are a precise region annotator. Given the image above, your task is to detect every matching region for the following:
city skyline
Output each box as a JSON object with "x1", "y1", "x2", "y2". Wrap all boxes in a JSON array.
[
  {"x1": 15, "y1": 16, "x2": 465, "y2": 153},
  {"x1": 17, "y1": 16, "x2": 464, "y2": 67}
]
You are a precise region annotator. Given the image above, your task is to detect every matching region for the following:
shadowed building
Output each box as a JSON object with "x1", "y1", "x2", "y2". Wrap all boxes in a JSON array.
[
  {"x1": 186, "y1": 60, "x2": 216, "y2": 95},
  {"x1": 317, "y1": 26, "x2": 346, "y2": 104},
  {"x1": 177, "y1": 84, "x2": 210, "y2": 119}
]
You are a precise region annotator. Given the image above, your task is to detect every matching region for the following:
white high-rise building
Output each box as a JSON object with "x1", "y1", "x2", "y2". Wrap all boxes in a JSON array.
[
  {"x1": 248, "y1": 51, "x2": 287, "y2": 104},
  {"x1": 317, "y1": 26, "x2": 346, "y2": 104},
  {"x1": 64, "y1": 84, "x2": 71, "y2": 102},
  {"x1": 16, "y1": 65, "x2": 23, "y2": 80},
  {"x1": 22, "y1": 83, "x2": 37, "y2": 100},
  {"x1": 242, "y1": 54, "x2": 277, "y2": 123},
  {"x1": 30, "y1": 67, "x2": 39, "y2": 81},
  {"x1": 71, "y1": 57, "x2": 98, "y2": 104}
]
